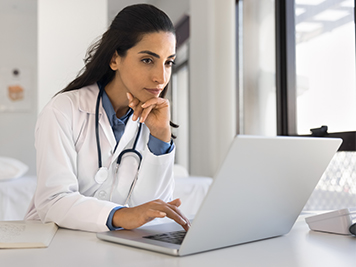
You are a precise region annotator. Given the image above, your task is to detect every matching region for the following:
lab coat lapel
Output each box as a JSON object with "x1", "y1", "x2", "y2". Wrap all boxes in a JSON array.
[
  {"x1": 78, "y1": 83, "x2": 117, "y2": 150},
  {"x1": 98, "y1": 111, "x2": 117, "y2": 150}
]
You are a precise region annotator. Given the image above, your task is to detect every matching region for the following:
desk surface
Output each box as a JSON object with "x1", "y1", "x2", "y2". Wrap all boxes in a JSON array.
[{"x1": 1, "y1": 216, "x2": 355, "y2": 267}]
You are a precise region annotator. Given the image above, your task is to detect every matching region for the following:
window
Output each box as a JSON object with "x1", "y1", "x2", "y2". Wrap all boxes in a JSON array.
[
  {"x1": 295, "y1": 0, "x2": 356, "y2": 134},
  {"x1": 276, "y1": 0, "x2": 356, "y2": 210}
]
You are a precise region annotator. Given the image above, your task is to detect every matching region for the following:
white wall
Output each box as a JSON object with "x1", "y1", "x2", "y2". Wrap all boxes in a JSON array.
[
  {"x1": 38, "y1": 0, "x2": 108, "y2": 112},
  {"x1": 0, "y1": 0, "x2": 37, "y2": 175},
  {"x1": 189, "y1": 0, "x2": 236, "y2": 177},
  {"x1": 241, "y1": 0, "x2": 276, "y2": 136},
  {"x1": 0, "y1": 0, "x2": 108, "y2": 175}
]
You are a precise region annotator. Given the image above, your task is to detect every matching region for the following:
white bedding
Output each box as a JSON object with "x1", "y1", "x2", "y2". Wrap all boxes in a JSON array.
[
  {"x1": 0, "y1": 174, "x2": 212, "y2": 221},
  {"x1": 173, "y1": 176, "x2": 213, "y2": 217},
  {"x1": 0, "y1": 157, "x2": 29, "y2": 181},
  {"x1": 0, "y1": 175, "x2": 37, "y2": 221}
]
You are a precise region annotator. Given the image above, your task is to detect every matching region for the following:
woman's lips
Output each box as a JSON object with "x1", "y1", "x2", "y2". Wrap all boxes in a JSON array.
[{"x1": 145, "y1": 88, "x2": 162, "y2": 96}]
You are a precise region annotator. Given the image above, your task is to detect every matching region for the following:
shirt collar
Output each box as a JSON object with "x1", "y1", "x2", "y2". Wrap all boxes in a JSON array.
[{"x1": 100, "y1": 83, "x2": 133, "y2": 127}]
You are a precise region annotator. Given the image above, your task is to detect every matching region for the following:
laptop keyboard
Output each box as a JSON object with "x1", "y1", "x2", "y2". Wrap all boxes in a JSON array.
[{"x1": 143, "y1": 230, "x2": 186, "y2": 245}]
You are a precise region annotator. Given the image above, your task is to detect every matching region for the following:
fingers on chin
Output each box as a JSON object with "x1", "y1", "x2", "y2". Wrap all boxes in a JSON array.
[{"x1": 140, "y1": 106, "x2": 154, "y2": 122}]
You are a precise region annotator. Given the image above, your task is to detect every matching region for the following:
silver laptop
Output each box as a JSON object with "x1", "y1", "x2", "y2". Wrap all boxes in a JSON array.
[{"x1": 97, "y1": 135, "x2": 342, "y2": 256}]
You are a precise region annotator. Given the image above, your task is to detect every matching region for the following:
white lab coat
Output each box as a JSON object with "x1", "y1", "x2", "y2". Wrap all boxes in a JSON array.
[{"x1": 25, "y1": 84, "x2": 175, "y2": 232}]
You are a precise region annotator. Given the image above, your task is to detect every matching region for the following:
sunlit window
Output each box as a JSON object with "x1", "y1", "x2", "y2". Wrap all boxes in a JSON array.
[{"x1": 295, "y1": 0, "x2": 356, "y2": 134}]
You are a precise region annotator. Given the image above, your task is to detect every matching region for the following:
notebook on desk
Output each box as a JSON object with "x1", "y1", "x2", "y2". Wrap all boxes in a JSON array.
[{"x1": 97, "y1": 135, "x2": 342, "y2": 256}]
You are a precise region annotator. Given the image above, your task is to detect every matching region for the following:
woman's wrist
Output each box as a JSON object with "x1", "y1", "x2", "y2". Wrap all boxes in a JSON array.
[
  {"x1": 112, "y1": 208, "x2": 126, "y2": 228},
  {"x1": 149, "y1": 126, "x2": 171, "y2": 143}
]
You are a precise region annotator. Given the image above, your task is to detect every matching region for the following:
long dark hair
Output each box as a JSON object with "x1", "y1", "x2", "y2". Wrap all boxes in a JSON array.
[
  {"x1": 58, "y1": 4, "x2": 175, "y2": 97},
  {"x1": 58, "y1": 4, "x2": 178, "y2": 134}
]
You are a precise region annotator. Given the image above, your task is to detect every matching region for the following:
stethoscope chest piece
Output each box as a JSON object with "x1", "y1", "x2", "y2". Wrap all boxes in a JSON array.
[{"x1": 94, "y1": 167, "x2": 109, "y2": 184}]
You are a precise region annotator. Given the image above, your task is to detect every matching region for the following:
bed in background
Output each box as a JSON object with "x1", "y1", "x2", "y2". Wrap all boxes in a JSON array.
[
  {"x1": 0, "y1": 158, "x2": 212, "y2": 221},
  {"x1": 0, "y1": 157, "x2": 37, "y2": 221}
]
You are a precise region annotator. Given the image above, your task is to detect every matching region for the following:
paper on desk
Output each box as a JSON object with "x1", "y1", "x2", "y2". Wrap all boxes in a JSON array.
[{"x1": 0, "y1": 220, "x2": 57, "y2": 248}]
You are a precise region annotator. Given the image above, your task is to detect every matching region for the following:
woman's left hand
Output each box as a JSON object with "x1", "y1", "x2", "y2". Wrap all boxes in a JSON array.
[{"x1": 127, "y1": 92, "x2": 171, "y2": 143}]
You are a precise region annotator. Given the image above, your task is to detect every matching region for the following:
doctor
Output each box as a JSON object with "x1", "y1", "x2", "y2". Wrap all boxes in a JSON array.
[{"x1": 25, "y1": 4, "x2": 190, "y2": 232}]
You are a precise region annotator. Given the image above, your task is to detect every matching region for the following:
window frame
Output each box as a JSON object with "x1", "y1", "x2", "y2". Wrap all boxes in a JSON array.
[{"x1": 275, "y1": 0, "x2": 356, "y2": 151}]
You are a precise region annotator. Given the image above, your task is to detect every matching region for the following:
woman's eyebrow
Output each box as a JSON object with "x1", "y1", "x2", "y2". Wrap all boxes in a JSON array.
[{"x1": 138, "y1": 50, "x2": 176, "y2": 59}]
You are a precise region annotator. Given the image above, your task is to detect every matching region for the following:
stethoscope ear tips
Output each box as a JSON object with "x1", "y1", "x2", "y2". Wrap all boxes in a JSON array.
[{"x1": 95, "y1": 167, "x2": 109, "y2": 184}]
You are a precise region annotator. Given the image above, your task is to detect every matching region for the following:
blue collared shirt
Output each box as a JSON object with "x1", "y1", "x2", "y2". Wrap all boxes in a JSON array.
[{"x1": 101, "y1": 88, "x2": 174, "y2": 230}]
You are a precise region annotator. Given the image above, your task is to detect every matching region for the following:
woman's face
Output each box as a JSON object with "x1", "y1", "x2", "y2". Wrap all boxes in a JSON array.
[{"x1": 111, "y1": 31, "x2": 176, "y2": 103}]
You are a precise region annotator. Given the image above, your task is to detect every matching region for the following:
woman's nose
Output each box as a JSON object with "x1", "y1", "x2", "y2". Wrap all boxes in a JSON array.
[{"x1": 152, "y1": 65, "x2": 167, "y2": 85}]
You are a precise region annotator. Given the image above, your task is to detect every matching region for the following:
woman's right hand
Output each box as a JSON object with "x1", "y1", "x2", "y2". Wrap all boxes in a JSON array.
[{"x1": 112, "y1": 198, "x2": 190, "y2": 231}]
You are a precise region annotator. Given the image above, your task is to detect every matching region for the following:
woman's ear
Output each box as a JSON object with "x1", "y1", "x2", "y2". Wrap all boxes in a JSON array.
[{"x1": 109, "y1": 51, "x2": 120, "y2": 71}]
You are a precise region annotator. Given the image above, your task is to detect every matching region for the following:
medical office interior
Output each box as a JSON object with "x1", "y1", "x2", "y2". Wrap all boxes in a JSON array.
[{"x1": 0, "y1": 0, "x2": 356, "y2": 227}]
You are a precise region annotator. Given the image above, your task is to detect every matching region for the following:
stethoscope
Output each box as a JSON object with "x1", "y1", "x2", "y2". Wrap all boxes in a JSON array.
[{"x1": 94, "y1": 86, "x2": 142, "y2": 204}]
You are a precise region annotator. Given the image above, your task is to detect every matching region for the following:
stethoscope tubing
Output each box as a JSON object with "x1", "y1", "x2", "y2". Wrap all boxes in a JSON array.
[
  {"x1": 95, "y1": 87, "x2": 105, "y2": 169},
  {"x1": 95, "y1": 87, "x2": 143, "y2": 168},
  {"x1": 95, "y1": 86, "x2": 143, "y2": 204}
]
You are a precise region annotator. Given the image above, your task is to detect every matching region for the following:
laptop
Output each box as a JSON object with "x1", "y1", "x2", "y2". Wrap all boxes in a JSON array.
[{"x1": 97, "y1": 135, "x2": 342, "y2": 256}]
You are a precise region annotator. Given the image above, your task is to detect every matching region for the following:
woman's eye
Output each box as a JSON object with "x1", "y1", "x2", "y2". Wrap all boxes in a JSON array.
[
  {"x1": 166, "y1": 60, "x2": 176, "y2": 67},
  {"x1": 142, "y1": 58, "x2": 153, "y2": 64}
]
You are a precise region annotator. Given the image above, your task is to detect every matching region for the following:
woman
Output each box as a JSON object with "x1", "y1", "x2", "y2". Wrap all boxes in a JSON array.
[{"x1": 25, "y1": 4, "x2": 190, "y2": 232}]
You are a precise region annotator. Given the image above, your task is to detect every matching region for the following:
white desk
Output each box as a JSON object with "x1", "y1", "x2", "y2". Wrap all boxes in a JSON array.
[{"x1": 1, "y1": 216, "x2": 355, "y2": 267}]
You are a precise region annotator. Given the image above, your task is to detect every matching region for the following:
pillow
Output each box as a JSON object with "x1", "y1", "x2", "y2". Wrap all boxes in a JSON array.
[
  {"x1": 173, "y1": 164, "x2": 189, "y2": 178},
  {"x1": 0, "y1": 157, "x2": 29, "y2": 181}
]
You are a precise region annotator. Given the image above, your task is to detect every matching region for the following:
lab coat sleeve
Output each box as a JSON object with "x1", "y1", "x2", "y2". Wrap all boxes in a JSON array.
[{"x1": 30, "y1": 95, "x2": 117, "y2": 232}]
